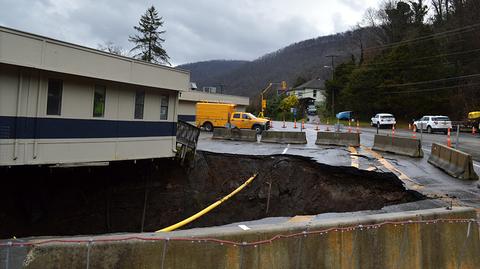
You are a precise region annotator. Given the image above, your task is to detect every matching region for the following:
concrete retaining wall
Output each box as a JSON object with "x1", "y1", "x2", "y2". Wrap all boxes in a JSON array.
[
  {"x1": 315, "y1": 132, "x2": 360, "y2": 147},
  {"x1": 212, "y1": 128, "x2": 257, "y2": 142},
  {"x1": 372, "y1": 134, "x2": 423, "y2": 158},
  {"x1": 3, "y1": 207, "x2": 479, "y2": 269},
  {"x1": 428, "y1": 143, "x2": 479, "y2": 180},
  {"x1": 260, "y1": 131, "x2": 307, "y2": 144}
]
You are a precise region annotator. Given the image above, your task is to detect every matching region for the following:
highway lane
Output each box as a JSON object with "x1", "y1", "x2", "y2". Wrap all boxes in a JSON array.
[{"x1": 197, "y1": 121, "x2": 480, "y2": 209}]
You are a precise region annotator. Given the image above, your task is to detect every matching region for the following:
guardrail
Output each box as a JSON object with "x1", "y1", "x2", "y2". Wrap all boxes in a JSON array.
[
  {"x1": 212, "y1": 128, "x2": 257, "y2": 142},
  {"x1": 260, "y1": 131, "x2": 307, "y2": 144},
  {"x1": 428, "y1": 143, "x2": 478, "y2": 180},
  {"x1": 315, "y1": 132, "x2": 360, "y2": 147},
  {"x1": 372, "y1": 134, "x2": 423, "y2": 158}
]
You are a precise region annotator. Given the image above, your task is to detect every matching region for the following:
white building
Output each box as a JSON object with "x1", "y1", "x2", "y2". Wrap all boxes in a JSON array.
[
  {"x1": 0, "y1": 26, "x2": 190, "y2": 166},
  {"x1": 289, "y1": 78, "x2": 326, "y2": 104}
]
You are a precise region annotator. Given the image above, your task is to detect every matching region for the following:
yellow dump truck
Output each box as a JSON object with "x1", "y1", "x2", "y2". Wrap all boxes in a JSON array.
[{"x1": 196, "y1": 102, "x2": 270, "y2": 133}]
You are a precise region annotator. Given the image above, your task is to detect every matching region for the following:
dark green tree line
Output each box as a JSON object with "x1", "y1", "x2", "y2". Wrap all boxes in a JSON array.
[{"x1": 324, "y1": 0, "x2": 480, "y2": 121}]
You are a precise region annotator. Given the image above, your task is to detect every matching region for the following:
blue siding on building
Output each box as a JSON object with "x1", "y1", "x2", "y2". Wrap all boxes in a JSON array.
[{"x1": 0, "y1": 116, "x2": 176, "y2": 139}]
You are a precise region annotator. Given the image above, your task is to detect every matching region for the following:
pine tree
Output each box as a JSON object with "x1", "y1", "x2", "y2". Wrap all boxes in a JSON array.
[{"x1": 129, "y1": 6, "x2": 170, "y2": 65}]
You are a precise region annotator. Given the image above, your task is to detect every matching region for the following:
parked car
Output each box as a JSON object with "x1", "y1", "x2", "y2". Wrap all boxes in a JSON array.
[
  {"x1": 336, "y1": 111, "x2": 353, "y2": 121},
  {"x1": 371, "y1": 113, "x2": 396, "y2": 128},
  {"x1": 413, "y1": 115, "x2": 452, "y2": 134}
]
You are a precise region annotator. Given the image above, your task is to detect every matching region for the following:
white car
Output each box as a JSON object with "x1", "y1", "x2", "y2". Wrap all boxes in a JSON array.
[
  {"x1": 413, "y1": 115, "x2": 452, "y2": 134},
  {"x1": 371, "y1": 113, "x2": 396, "y2": 128}
]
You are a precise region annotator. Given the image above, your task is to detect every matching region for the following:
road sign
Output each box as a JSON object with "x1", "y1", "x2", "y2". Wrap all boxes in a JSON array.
[{"x1": 291, "y1": 107, "x2": 297, "y2": 117}]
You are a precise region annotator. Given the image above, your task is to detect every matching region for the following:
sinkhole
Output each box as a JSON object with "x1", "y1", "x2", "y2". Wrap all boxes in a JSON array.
[{"x1": 0, "y1": 151, "x2": 424, "y2": 239}]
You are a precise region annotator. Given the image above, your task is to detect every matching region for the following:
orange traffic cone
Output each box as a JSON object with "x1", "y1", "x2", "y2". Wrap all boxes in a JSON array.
[
  {"x1": 356, "y1": 121, "x2": 360, "y2": 133},
  {"x1": 447, "y1": 128, "x2": 451, "y2": 147},
  {"x1": 348, "y1": 121, "x2": 352, "y2": 133},
  {"x1": 408, "y1": 123, "x2": 411, "y2": 130},
  {"x1": 392, "y1": 124, "x2": 395, "y2": 137},
  {"x1": 301, "y1": 119, "x2": 305, "y2": 129},
  {"x1": 293, "y1": 119, "x2": 297, "y2": 129},
  {"x1": 412, "y1": 125, "x2": 417, "y2": 138}
]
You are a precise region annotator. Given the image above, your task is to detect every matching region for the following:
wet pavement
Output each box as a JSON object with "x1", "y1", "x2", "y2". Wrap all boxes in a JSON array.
[{"x1": 197, "y1": 120, "x2": 480, "y2": 209}]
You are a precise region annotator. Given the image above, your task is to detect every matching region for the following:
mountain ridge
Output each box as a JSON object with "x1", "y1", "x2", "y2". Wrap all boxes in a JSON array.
[{"x1": 177, "y1": 31, "x2": 358, "y2": 97}]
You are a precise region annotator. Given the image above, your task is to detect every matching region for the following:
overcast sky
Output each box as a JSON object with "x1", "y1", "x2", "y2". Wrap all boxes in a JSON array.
[{"x1": 0, "y1": 0, "x2": 381, "y2": 65}]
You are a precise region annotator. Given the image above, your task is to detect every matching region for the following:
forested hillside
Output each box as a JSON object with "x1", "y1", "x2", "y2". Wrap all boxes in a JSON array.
[
  {"x1": 178, "y1": 33, "x2": 359, "y2": 96},
  {"x1": 325, "y1": 0, "x2": 480, "y2": 121},
  {"x1": 177, "y1": 60, "x2": 248, "y2": 89}
]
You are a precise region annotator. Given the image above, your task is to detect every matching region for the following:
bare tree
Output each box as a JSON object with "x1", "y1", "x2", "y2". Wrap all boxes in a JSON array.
[{"x1": 97, "y1": 41, "x2": 126, "y2": 56}]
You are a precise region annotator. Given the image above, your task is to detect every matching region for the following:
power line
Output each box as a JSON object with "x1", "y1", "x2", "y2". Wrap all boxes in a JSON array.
[
  {"x1": 380, "y1": 73, "x2": 480, "y2": 88},
  {"x1": 361, "y1": 48, "x2": 480, "y2": 67},
  {"x1": 287, "y1": 80, "x2": 480, "y2": 97},
  {"x1": 363, "y1": 22, "x2": 480, "y2": 52},
  {"x1": 387, "y1": 83, "x2": 480, "y2": 94}
]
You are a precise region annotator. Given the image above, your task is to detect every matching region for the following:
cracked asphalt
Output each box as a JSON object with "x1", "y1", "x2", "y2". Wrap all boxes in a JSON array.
[{"x1": 197, "y1": 119, "x2": 480, "y2": 210}]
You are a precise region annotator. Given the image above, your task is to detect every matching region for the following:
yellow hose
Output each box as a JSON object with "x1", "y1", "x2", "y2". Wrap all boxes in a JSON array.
[{"x1": 156, "y1": 174, "x2": 257, "y2": 232}]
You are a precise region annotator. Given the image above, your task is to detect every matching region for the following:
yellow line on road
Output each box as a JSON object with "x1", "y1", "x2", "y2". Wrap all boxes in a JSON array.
[
  {"x1": 361, "y1": 146, "x2": 423, "y2": 190},
  {"x1": 348, "y1": 146, "x2": 359, "y2": 168}
]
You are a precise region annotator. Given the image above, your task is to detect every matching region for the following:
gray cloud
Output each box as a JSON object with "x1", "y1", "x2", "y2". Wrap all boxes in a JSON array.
[{"x1": 0, "y1": 0, "x2": 381, "y2": 65}]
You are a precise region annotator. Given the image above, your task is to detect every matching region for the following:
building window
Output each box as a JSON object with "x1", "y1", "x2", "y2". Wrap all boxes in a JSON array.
[
  {"x1": 313, "y1": 90, "x2": 317, "y2": 97},
  {"x1": 93, "y1": 85, "x2": 106, "y2": 117},
  {"x1": 160, "y1": 95, "x2": 169, "y2": 120},
  {"x1": 47, "y1": 79, "x2": 63, "y2": 115},
  {"x1": 134, "y1": 90, "x2": 145, "y2": 119}
]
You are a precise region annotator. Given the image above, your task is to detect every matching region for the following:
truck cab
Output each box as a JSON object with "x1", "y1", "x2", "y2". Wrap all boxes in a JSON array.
[{"x1": 230, "y1": 112, "x2": 270, "y2": 133}]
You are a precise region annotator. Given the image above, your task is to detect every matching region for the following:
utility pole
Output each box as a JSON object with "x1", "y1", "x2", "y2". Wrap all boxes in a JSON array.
[{"x1": 325, "y1": 55, "x2": 339, "y2": 116}]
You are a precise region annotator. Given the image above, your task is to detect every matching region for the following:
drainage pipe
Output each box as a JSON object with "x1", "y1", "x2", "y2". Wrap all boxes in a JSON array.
[{"x1": 157, "y1": 174, "x2": 257, "y2": 232}]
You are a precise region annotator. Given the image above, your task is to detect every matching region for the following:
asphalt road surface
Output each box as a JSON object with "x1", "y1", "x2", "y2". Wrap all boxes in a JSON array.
[{"x1": 197, "y1": 120, "x2": 480, "y2": 210}]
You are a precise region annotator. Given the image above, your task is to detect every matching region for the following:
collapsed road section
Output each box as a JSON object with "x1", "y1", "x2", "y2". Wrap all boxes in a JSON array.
[{"x1": 0, "y1": 151, "x2": 422, "y2": 239}]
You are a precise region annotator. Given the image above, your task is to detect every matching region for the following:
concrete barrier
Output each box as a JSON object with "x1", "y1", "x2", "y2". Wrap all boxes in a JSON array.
[
  {"x1": 372, "y1": 134, "x2": 423, "y2": 158},
  {"x1": 4, "y1": 207, "x2": 479, "y2": 268},
  {"x1": 260, "y1": 131, "x2": 307, "y2": 144},
  {"x1": 212, "y1": 128, "x2": 257, "y2": 142},
  {"x1": 315, "y1": 132, "x2": 360, "y2": 147},
  {"x1": 428, "y1": 143, "x2": 479, "y2": 180}
]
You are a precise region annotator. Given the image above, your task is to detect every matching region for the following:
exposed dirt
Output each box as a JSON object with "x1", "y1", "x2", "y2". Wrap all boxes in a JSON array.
[{"x1": 0, "y1": 151, "x2": 423, "y2": 239}]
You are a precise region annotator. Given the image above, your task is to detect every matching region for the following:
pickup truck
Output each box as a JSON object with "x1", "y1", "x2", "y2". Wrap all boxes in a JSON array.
[{"x1": 196, "y1": 102, "x2": 270, "y2": 133}]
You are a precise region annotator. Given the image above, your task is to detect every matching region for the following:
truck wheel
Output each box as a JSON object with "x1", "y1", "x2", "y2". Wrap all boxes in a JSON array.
[
  {"x1": 427, "y1": 126, "x2": 432, "y2": 134},
  {"x1": 252, "y1": 124, "x2": 263, "y2": 134},
  {"x1": 203, "y1": 122, "x2": 213, "y2": 132}
]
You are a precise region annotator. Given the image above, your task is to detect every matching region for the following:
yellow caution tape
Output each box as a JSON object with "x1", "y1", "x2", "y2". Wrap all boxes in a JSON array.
[{"x1": 156, "y1": 174, "x2": 257, "y2": 232}]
